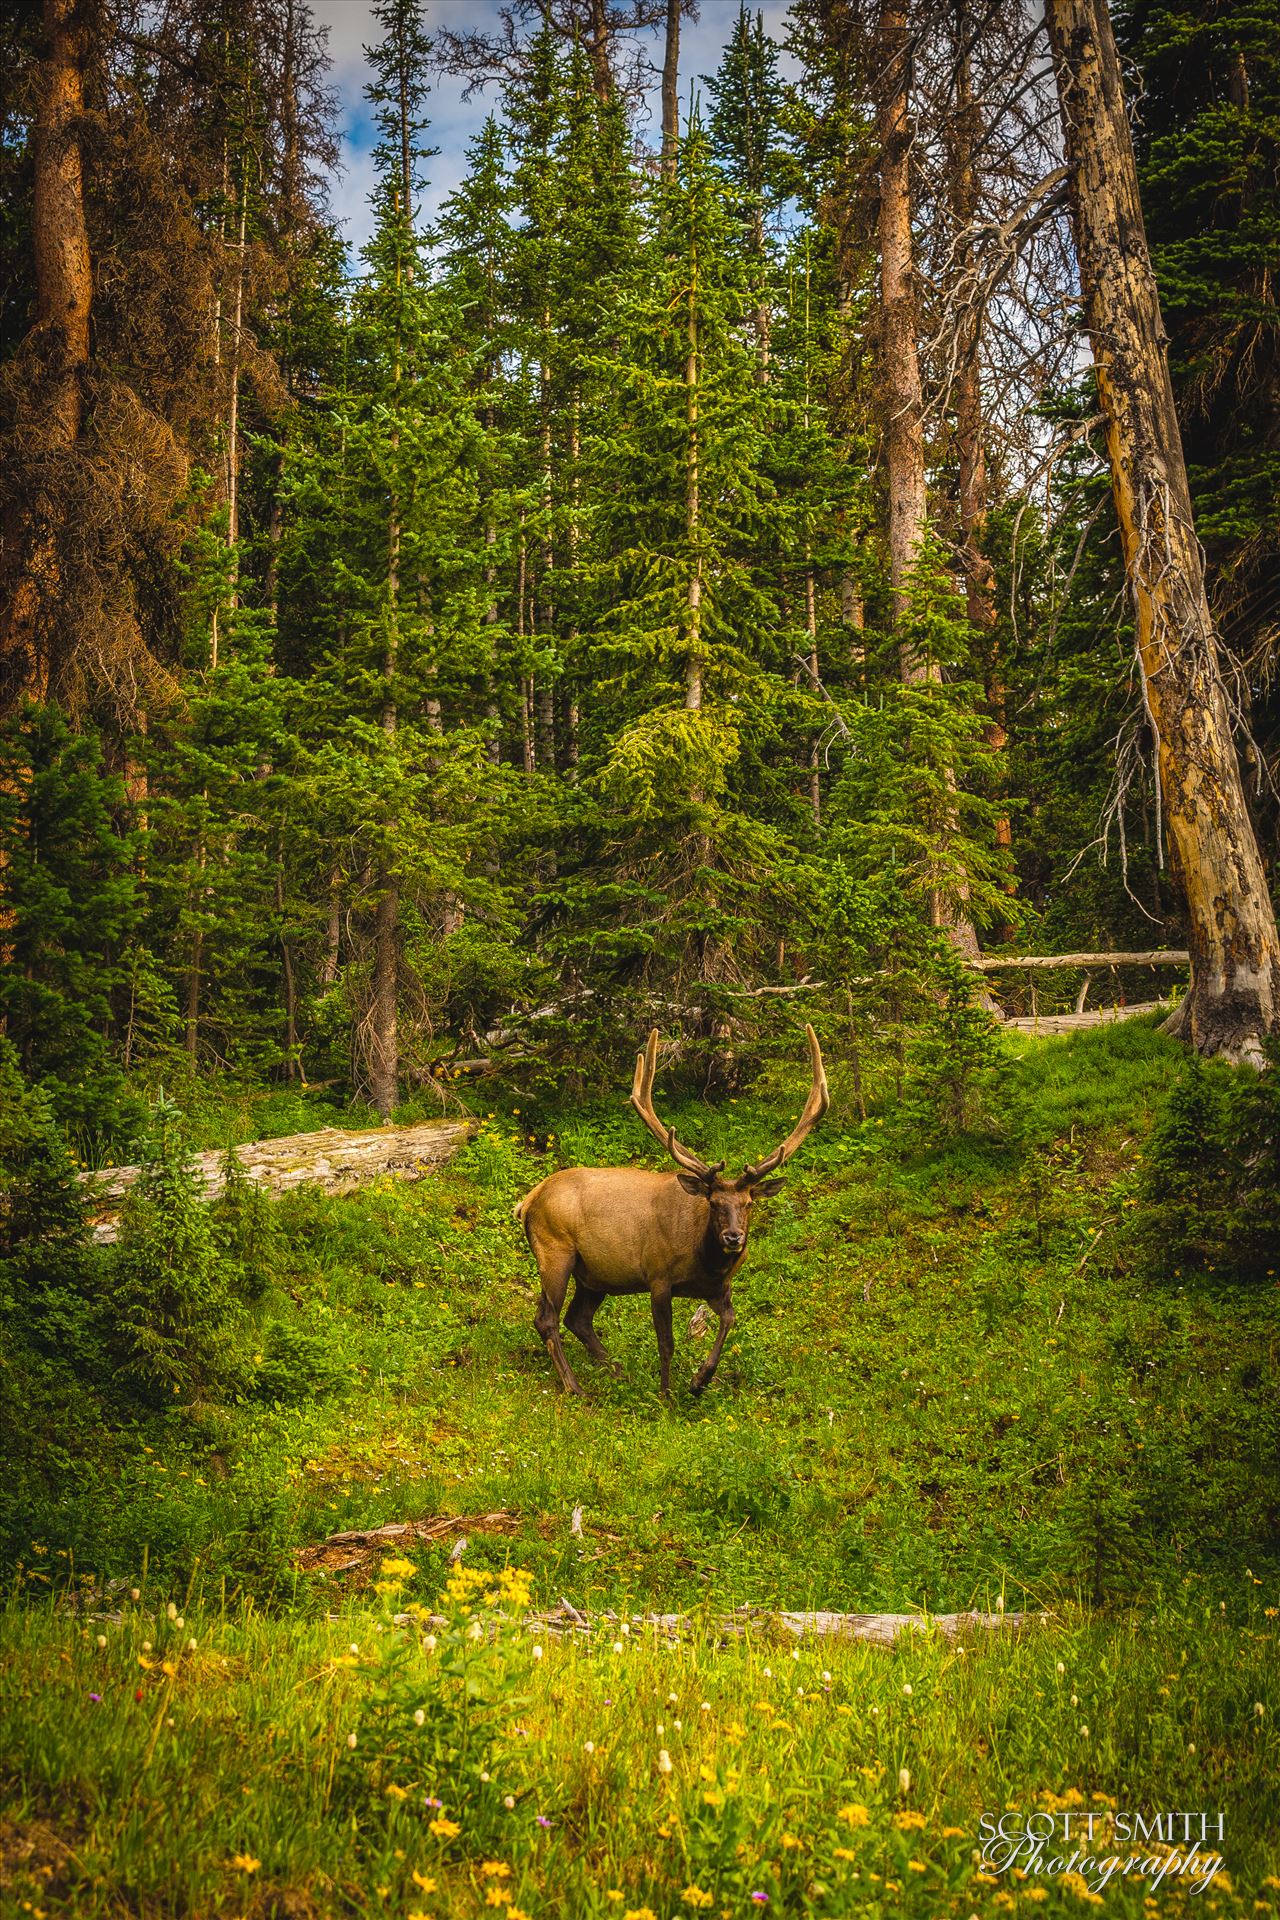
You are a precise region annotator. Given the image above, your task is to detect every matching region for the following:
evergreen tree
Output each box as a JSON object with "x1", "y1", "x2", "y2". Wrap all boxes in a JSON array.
[{"x1": 0, "y1": 705, "x2": 140, "y2": 1145}]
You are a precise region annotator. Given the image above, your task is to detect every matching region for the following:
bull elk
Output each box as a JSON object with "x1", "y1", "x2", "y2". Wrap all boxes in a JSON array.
[{"x1": 514, "y1": 1027, "x2": 829, "y2": 1397}]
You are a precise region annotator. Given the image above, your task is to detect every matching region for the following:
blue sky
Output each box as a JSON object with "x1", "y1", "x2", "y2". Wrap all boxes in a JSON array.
[{"x1": 311, "y1": 0, "x2": 798, "y2": 255}]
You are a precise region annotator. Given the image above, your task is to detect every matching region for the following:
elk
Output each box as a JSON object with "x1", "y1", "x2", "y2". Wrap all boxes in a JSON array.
[{"x1": 514, "y1": 1027, "x2": 829, "y2": 1397}]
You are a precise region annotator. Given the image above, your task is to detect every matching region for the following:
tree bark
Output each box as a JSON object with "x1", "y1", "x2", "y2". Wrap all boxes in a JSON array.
[
  {"x1": 0, "y1": 0, "x2": 93, "y2": 711},
  {"x1": 587, "y1": 0, "x2": 615, "y2": 105},
  {"x1": 949, "y1": 8, "x2": 1013, "y2": 921},
  {"x1": 661, "y1": 0, "x2": 681, "y2": 182},
  {"x1": 875, "y1": 0, "x2": 927, "y2": 681},
  {"x1": 1045, "y1": 0, "x2": 1280, "y2": 1063},
  {"x1": 685, "y1": 255, "x2": 702, "y2": 712}
]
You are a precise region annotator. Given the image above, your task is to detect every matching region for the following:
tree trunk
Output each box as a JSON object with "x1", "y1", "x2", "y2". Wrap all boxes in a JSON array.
[
  {"x1": 661, "y1": 0, "x2": 681, "y2": 182},
  {"x1": 586, "y1": 0, "x2": 615, "y2": 104},
  {"x1": 370, "y1": 878, "x2": 398, "y2": 1117},
  {"x1": 876, "y1": 0, "x2": 983, "y2": 964},
  {"x1": 875, "y1": 0, "x2": 927, "y2": 681},
  {"x1": 950, "y1": 9, "x2": 1013, "y2": 923},
  {"x1": 0, "y1": 0, "x2": 92, "y2": 711},
  {"x1": 685, "y1": 259, "x2": 702, "y2": 712},
  {"x1": 1045, "y1": 0, "x2": 1280, "y2": 1063}
]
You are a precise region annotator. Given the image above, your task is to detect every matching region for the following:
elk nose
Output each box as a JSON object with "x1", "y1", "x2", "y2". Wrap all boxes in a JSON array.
[{"x1": 722, "y1": 1231, "x2": 745, "y2": 1251}]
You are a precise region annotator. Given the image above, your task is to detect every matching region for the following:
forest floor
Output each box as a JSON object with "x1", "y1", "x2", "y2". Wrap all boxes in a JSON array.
[{"x1": 2, "y1": 1019, "x2": 1279, "y2": 1918}]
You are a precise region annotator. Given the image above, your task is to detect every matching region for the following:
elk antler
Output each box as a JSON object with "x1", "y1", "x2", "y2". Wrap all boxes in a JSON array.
[
  {"x1": 629, "y1": 1029, "x2": 725, "y2": 1179},
  {"x1": 736, "y1": 1024, "x2": 829, "y2": 1185}
]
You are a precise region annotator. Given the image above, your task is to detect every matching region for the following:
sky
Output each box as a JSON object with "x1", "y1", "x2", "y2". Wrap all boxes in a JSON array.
[{"x1": 310, "y1": 0, "x2": 799, "y2": 256}]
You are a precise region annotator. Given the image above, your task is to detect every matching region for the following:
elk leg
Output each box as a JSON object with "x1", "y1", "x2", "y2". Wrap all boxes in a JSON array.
[
  {"x1": 564, "y1": 1283, "x2": 623, "y2": 1376},
  {"x1": 531, "y1": 1249, "x2": 584, "y2": 1395},
  {"x1": 690, "y1": 1288, "x2": 736, "y2": 1395},
  {"x1": 650, "y1": 1290, "x2": 675, "y2": 1399}
]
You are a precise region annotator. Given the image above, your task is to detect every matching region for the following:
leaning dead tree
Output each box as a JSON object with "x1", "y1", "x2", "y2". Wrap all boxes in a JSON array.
[{"x1": 1044, "y1": 0, "x2": 1280, "y2": 1065}]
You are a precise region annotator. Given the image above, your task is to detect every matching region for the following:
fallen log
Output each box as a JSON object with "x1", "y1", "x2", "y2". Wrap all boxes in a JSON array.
[
  {"x1": 1006, "y1": 1000, "x2": 1168, "y2": 1035},
  {"x1": 379, "y1": 1600, "x2": 1035, "y2": 1648},
  {"x1": 83, "y1": 1119, "x2": 476, "y2": 1244},
  {"x1": 974, "y1": 949, "x2": 1188, "y2": 973}
]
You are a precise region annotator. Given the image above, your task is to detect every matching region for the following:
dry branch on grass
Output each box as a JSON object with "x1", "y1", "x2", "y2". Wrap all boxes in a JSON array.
[{"x1": 82, "y1": 1119, "x2": 476, "y2": 1243}]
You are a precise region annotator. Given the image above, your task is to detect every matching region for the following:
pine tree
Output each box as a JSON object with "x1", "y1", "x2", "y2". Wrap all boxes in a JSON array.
[{"x1": 0, "y1": 704, "x2": 140, "y2": 1146}]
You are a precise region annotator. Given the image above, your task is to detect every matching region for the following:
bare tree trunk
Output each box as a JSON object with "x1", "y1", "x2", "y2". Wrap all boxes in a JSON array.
[
  {"x1": 950, "y1": 8, "x2": 1013, "y2": 925},
  {"x1": 806, "y1": 565, "x2": 821, "y2": 829},
  {"x1": 587, "y1": 0, "x2": 614, "y2": 104},
  {"x1": 661, "y1": 0, "x2": 681, "y2": 182},
  {"x1": 876, "y1": 0, "x2": 982, "y2": 964},
  {"x1": 841, "y1": 568, "x2": 865, "y2": 684},
  {"x1": 875, "y1": 0, "x2": 927, "y2": 681},
  {"x1": 1045, "y1": 0, "x2": 1280, "y2": 1063},
  {"x1": 275, "y1": 859, "x2": 298, "y2": 1080},
  {"x1": 369, "y1": 880, "x2": 399, "y2": 1118},
  {"x1": 685, "y1": 263, "x2": 702, "y2": 711},
  {"x1": 0, "y1": 0, "x2": 92, "y2": 710},
  {"x1": 321, "y1": 870, "x2": 341, "y2": 985}
]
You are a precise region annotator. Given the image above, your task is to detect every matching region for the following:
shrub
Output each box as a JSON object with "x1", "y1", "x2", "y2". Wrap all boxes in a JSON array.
[
  {"x1": 1132, "y1": 1043, "x2": 1280, "y2": 1282},
  {"x1": 212, "y1": 1147, "x2": 279, "y2": 1302},
  {"x1": 0, "y1": 1040, "x2": 103, "y2": 1373},
  {"x1": 107, "y1": 1098, "x2": 242, "y2": 1403}
]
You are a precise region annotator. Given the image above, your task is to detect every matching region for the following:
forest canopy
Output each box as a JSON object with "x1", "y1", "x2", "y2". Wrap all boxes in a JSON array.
[{"x1": 1, "y1": 0, "x2": 1278, "y2": 1151}]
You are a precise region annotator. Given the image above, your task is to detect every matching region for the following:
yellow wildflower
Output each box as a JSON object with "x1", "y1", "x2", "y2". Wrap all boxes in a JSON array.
[
  {"x1": 942, "y1": 1826, "x2": 966, "y2": 1839},
  {"x1": 386, "y1": 1783, "x2": 408, "y2": 1801},
  {"x1": 380, "y1": 1555, "x2": 417, "y2": 1579},
  {"x1": 412, "y1": 1871, "x2": 437, "y2": 1893},
  {"x1": 1060, "y1": 1872, "x2": 1104, "y2": 1906},
  {"x1": 622, "y1": 1909, "x2": 658, "y2": 1920},
  {"x1": 429, "y1": 1816, "x2": 461, "y2": 1840},
  {"x1": 486, "y1": 1892, "x2": 507, "y2": 1909},
  {"x1": 229, "y1": 1855, "x2": 261, "y2": 1874},
  {"x1": 506, "y1": 1908, "x2": 532, "y2": 1920},
  {"x1": 908, "y1": 1859, "x2": 927, "y2": 1873},
  {"x1": 780, "y1": 1834, "x2": 803, "y2": 1849},
  {"x1": 407, "y1": 1911, "x2": 433, "y2": 1920},
  {"x1": 683, "y1": 1890, "x2": 715, "y2": 1910},
  {"x1": 1023, "y1": 1892, "x2": 1048, "y2": 1905},
  {"x1": 480, "y1": 1863, "x2": 512, "y2": 1879},
  {"x1": 893, "y1": 1810, "x2": 927, "y2": 1831},
  {"x1": 833, "y1": 1847, "x2": 857, "y2": 1862},
  {"x1": 702, "y1": 1789, "x2": 725, "y2": 1810},
  {"x1": 838, "y1": 1804, "x2": 870, "y2": 1827}
]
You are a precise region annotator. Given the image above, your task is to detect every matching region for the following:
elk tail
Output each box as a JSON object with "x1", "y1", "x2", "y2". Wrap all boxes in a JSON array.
[{"x1": 513, "y1": 1180, "x2": 546, "y2": 1226}]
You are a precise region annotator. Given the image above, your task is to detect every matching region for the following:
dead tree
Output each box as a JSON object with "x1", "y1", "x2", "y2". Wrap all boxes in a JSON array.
[{"x1": 1044, "y1": 0, "x2": 1280, "y2": 1063}]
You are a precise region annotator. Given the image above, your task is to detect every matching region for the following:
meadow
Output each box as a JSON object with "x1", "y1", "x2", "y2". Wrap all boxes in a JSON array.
[{"x1": 3, "y1": 1019, "x2": 1279, "y2": 1917}]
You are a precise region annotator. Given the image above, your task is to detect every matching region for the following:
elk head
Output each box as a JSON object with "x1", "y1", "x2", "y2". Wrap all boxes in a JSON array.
[{"x1": 629, "y1": 1024, "x2": 830, "y2": 1254}]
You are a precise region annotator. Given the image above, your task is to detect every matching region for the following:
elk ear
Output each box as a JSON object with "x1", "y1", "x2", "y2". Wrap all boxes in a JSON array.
[
  {"x1": 752, "y1": 1176, "x2": 786, "y2": 1197},
  {"x1": 676, "y1": 1171, "x2": 713, "y2": 1196}
]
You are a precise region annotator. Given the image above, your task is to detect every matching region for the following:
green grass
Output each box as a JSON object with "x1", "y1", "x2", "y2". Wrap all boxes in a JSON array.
[
  {"x1": 3, "y1": 1018, "x2": 1279, "y2": 1915},
  {"x1": 1, "y1": 1579, "x2": 1277, "y2": 1917}
]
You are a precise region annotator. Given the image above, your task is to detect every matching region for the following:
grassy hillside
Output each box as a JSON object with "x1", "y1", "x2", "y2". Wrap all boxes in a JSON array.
[{"x1": 2, "y1": 1019, "x2": 1279, "y2": 1916}]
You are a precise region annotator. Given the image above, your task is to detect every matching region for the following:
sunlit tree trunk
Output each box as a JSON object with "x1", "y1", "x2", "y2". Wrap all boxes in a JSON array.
[
  {"x1": 0, "y1": 0, "x2": 92, "y2": 711},
  {"x1": 1046, "y1": 0, "x2": 1280, "y2": 1063},
  {"x1": 949, "y1": 7, "x2": 1013, "y2": 924},
  {"x1": 875, "y1": 0, "x2": 927, "y2": 683}
]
